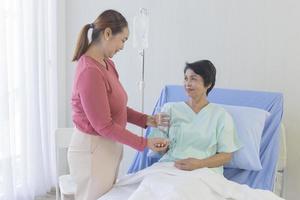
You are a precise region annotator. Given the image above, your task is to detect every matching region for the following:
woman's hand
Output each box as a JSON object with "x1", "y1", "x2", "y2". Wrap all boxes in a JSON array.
[
  {"x1": 174, "y1": 158, "x2": 202, "y2": 171},
  {"x1": 147, "y1": 138, "x2": 169, "y2": 152},
  {"x1": 146, "y1": 114, "x2": 170, "y2": 128},
  {"x1": 175, "y1": 153, "x2": 232, "y2": 171},
  {"x1": 146, "y1": 115, "x2": 157, "y2": 127}
]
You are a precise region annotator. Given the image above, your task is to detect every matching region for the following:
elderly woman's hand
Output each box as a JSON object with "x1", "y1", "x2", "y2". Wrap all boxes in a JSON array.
[{"x1": 174, "y1": 158, "x2": 202, "y2": 171}]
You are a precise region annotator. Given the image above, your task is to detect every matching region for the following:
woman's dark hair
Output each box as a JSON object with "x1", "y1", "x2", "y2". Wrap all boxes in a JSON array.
[
  {"x1": 184, "y1": 60, "x2": 216, "y2": 95},
  {"x1": 72, "y1": 9, "x2": 128, "y2": 61}
]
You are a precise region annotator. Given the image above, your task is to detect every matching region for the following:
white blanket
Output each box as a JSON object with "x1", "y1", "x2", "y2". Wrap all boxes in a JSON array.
[{"x1": 101, "y1": 162, "x2": 284, "y2": 200}]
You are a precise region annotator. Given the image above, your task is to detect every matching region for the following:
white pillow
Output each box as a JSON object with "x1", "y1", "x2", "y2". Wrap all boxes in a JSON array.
[{"x1": 218, "y1": 104, "x2": 270, "y2": 171}]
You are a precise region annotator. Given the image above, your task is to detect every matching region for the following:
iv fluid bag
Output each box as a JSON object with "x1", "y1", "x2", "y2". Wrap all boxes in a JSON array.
[{"x1": 133, "y1": 8, "x2": 149, "y2": 50}]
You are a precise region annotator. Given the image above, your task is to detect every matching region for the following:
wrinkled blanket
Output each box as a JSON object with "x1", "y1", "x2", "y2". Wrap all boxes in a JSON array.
[{"x1": 103, "y1": 162, "x2": 283, "y2": 200}]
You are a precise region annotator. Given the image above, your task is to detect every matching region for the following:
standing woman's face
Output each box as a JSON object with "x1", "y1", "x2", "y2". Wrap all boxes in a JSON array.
[
  {"x1": 102, "y1": 27, "x2": 129, "y2": 58},
  {"x1": 184, "y1": 69, "x2": 210, "y2": 99}
]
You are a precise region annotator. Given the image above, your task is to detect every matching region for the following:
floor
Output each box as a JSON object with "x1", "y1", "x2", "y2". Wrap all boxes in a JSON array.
[
  {"x1": 35, "y1": 190, "x2": 56, "y2": 200},
  {"x1": 34, "y1": 188, "x2": 74, "y2": 200},
  {"x1": 35, "y1": 193, "x2": 74, "y2": 200}
]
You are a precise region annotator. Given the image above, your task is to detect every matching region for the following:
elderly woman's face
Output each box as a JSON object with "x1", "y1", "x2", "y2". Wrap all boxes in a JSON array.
[{"x1": 184, "y1": 69, "x2": 209, "y2": 98}]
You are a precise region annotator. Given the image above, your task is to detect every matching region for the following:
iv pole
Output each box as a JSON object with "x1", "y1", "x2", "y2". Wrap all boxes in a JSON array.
[{"x1": 139, "y1": 49, "x2": 145, "y2": 114}]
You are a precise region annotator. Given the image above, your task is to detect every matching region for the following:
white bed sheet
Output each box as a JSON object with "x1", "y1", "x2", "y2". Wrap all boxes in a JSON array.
[
  {"x1": 99, "y1": 183, "x2": 137, "y2": 200},
  {"x1": 99, "y1": 162, "x2": 283, "y2": 200}
]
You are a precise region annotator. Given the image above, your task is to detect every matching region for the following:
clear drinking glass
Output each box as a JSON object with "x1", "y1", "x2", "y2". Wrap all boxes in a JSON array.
[{"x1": 154, "y1": 106, "x2": 171, "y2": 135}]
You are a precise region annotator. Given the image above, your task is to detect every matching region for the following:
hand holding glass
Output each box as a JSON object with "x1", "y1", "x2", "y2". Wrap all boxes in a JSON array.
[{"x1": 155, "y1": 107, "x2": 171, "y2": 133}]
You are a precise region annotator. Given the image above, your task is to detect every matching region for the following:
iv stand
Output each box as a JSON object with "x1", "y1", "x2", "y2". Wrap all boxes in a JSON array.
[{"x1": 139, "y1": 49, "x2": 145, "y2": 137}]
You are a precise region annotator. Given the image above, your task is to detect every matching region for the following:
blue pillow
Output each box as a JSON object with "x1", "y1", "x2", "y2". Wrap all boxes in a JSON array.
[{"x1": 218, "y1": 104, "x2": 270, "y2": 171}]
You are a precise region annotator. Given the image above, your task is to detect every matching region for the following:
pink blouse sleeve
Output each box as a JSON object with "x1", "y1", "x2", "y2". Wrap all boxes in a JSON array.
[
  {"x1": 77, "y1": 67, "x2": 147, "y2": 151},
  {"x1": 127, "y1": 107, "x2": 148, "y2": 128}
]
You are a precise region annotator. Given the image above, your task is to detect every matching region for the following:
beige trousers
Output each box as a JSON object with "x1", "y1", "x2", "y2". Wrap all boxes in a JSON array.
[{"x1": 67, "y1": 128, "x2": 123, "y2": 200}]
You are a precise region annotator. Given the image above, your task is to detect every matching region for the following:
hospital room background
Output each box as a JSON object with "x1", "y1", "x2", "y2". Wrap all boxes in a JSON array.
[{"x1": 1, "y1": 0, "x2": 300, "y2": 199}]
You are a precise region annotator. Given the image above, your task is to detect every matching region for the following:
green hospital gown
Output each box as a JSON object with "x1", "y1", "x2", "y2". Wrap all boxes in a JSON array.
[{"x1": 148, "y1": 102, "x2": 242, "y2": 174}]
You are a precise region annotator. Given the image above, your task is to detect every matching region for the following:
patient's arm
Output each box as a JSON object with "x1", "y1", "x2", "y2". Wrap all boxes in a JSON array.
[{"x1": 174, "y1": 152, "x2": 232, "y2": 171}]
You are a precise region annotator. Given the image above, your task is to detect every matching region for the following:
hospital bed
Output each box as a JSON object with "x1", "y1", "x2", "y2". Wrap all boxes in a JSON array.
[{"x1": 99, "y1": 85, "x2": 286, "y2": 199}]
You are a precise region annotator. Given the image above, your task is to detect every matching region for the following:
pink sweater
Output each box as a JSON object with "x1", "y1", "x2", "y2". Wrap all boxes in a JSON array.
[{"x1": 71, "y1": 55, "x2": 147, "y2": 151}]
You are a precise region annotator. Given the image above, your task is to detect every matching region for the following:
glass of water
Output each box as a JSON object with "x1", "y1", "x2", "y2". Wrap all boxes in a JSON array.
[{"x1": 155, "y1": 106, "x2": 171, "y2": 135}]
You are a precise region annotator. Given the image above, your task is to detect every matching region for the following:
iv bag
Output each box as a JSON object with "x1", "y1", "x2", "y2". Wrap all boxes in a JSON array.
[{"x1": 133, "y1": 8, "x2": 149, "y2": 50}]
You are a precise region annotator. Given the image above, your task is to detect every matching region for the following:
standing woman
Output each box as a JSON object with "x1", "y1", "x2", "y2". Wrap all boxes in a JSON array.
[{"x1": 68, "y1": 9, "x2": 168, "y2": 200}]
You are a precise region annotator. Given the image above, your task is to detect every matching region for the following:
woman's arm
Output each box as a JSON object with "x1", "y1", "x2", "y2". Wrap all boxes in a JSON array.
[
  {"x1": 126, "y1": 107, "x2": 149, "y2": 128},
  {"x1": 127, "y1": 107, "x2": 169, "y2": 128},
  {"x1": 174, "y1": 152, "x2": 232, "y2": 171}
]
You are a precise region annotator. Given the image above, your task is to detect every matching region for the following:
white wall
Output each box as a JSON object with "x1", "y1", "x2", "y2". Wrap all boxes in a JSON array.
[{"x1": 59, "y1": 0, "x2": 300, "y2": 199}]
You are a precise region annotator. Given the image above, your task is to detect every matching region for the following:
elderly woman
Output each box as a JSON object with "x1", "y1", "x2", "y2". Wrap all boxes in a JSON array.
[
  {"x1": 98, "y1": 60, "x2": 283, "y2": 200},
  {"x1": 149, "y1": 60, "x2": 242, "y2": 174}
]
